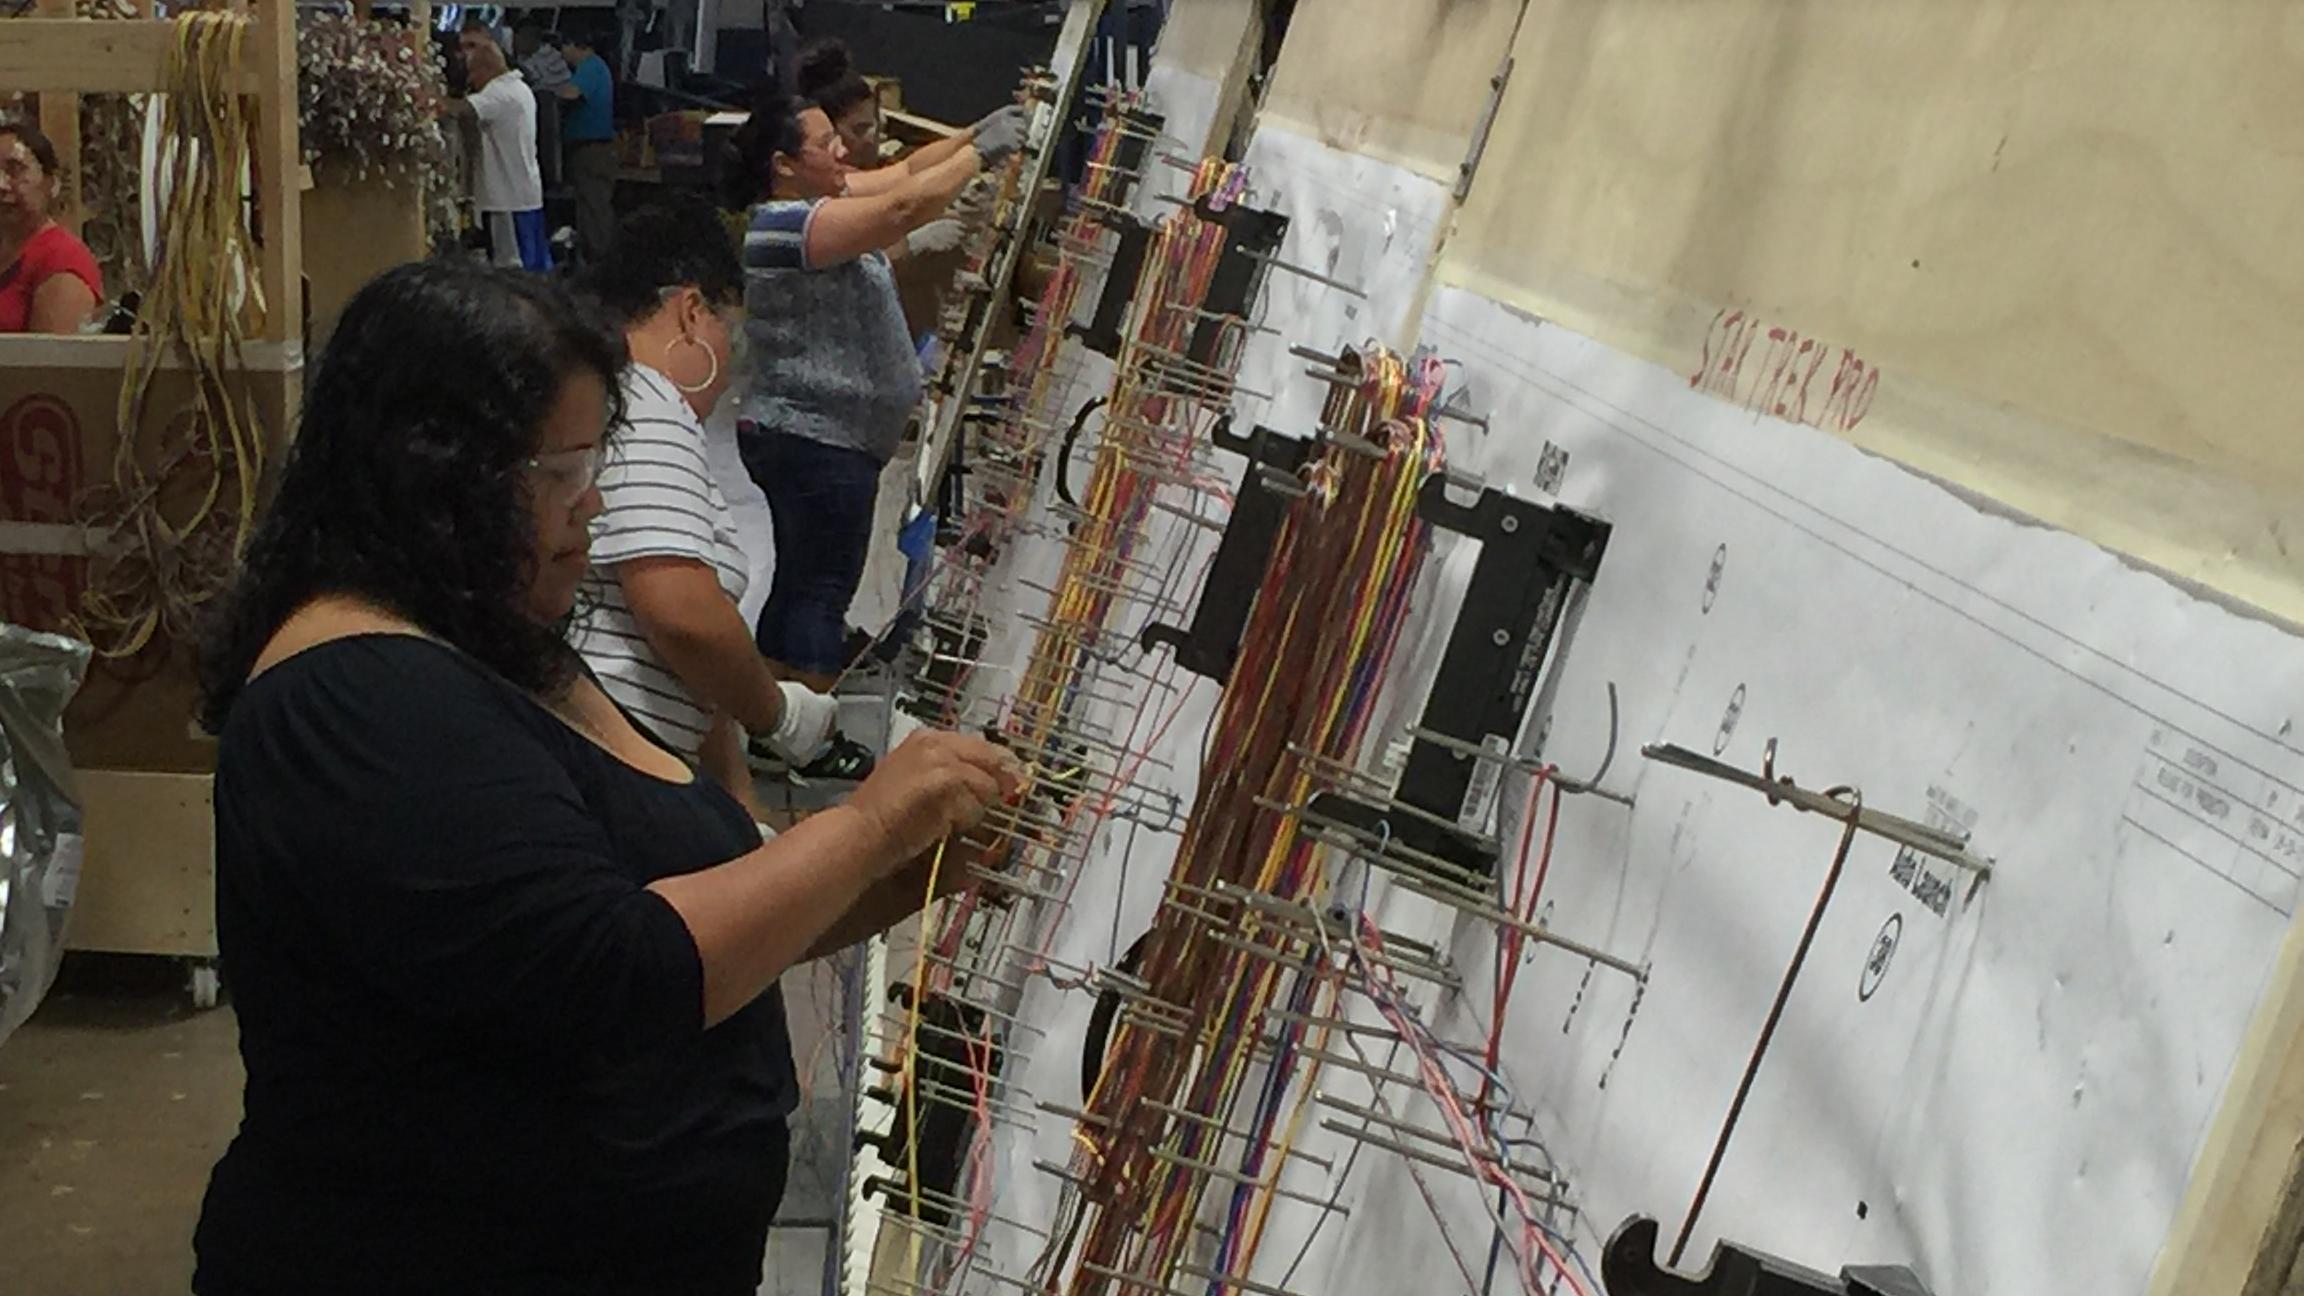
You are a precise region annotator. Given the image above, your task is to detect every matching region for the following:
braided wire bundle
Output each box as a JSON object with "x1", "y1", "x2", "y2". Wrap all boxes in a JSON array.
[{"x1": 75, "y1": 10, "x2": 266, "y2": 663}]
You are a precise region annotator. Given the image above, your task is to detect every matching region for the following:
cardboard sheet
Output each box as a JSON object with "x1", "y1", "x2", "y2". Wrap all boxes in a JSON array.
[{"x1": 1229, "y1": 128, "x2": 1451, "y2": 431}]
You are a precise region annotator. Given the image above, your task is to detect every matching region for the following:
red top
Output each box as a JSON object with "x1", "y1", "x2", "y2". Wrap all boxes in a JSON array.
[{"x1": 0, "y1": 223, "x2": 103, "y2": 333}]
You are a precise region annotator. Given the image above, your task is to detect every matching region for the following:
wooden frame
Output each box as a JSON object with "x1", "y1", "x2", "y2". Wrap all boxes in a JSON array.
[
  {"x1": 2, "y1": 2, "x2": 301, "y2": 352},
  {"x1": 1, "y1": 4, "x2": 306, "y2": 973}
]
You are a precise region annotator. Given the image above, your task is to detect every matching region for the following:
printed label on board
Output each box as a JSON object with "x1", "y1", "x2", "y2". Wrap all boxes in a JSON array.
[
  {"x1": 44, "y1": 833, "x2": 83, "y2": 910},
  {"x1": 1888, "y1": 787, "x2": 1975, "y2": 918},
  {"x1": 1460, "y1": 734, "x2": 1510, "y2": 836}
]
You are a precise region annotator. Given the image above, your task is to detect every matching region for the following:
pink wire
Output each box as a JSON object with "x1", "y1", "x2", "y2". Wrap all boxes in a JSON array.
[{"x1": 1355, "y1": 916, "x2": 1592, "y2": 1296}]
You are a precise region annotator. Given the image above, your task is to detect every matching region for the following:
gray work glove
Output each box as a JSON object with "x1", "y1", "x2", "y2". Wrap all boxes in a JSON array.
[
  {"x1": 970, "y1": 103, "x2": 1029, "y2": 165},
  {"x1": 906, "y1": 218, "x2": 967, "y2": 257}
]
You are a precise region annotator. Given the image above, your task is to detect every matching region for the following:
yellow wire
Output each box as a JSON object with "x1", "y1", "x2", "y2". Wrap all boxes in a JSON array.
[
  {"x1": 78, "y1": 10, "x2": 264, "y2": 661},
  {"x1": 901, "y1": 837, "x2": 949, "y2": 1277}
]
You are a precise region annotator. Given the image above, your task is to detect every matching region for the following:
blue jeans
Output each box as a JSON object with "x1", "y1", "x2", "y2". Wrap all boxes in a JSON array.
[{"x1": 740, "y1": 426, "x2": 881, "y2": 677}]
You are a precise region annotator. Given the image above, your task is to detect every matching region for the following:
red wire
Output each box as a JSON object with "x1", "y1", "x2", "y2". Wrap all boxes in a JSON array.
[{"x1": 1482, "y1": 769, "x2": 1557, "y2": 1103}]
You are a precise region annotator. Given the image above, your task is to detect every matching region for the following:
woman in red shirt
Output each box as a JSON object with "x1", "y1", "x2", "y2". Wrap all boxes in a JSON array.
[{"x1": 0, "y1": 119, "x2": 102, "y2": 334}]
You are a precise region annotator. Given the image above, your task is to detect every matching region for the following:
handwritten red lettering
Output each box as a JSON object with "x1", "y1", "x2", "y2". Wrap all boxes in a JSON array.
[{"x1": 1689, "y1": 313, "x2": 1879, "y2": 436}]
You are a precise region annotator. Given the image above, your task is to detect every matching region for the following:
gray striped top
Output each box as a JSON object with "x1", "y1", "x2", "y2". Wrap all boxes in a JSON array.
[{"x1": 570, "y1": 365, "x2": 751, "y2": 759}]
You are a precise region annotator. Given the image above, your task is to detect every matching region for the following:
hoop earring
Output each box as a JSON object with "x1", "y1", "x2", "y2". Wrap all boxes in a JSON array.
[{"x1": 668, "y1": 333, "x2": 720, "y2": 395}]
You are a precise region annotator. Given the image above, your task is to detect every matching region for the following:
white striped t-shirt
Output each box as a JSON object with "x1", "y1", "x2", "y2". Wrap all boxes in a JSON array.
[{"x1": 571, "y1": 365, "x2": 750, "y2": 759}]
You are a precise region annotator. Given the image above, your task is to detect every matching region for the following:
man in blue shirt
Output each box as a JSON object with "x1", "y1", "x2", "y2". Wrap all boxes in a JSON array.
[{"x1": 558, "y1": 31, "x2": 616, "y2": 263}]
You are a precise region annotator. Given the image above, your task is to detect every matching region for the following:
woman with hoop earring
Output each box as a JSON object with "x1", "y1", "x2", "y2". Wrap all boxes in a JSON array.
[{"x1": 568, "y1": 199, "x2": 845, "y2": 805}]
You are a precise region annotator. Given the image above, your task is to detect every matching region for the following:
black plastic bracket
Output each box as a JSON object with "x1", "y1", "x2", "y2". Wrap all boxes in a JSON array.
[
  {"x1": 854, "y1": 986, "x2": 1002, "y2": 1228},
  {"x1": 1069, "y1": 211, "x2": 1153, "y2": 358},
  {"x1": 1308, "y1": 474, "x2": 1611, "y2": 880},
  {"x1": 1068, "y1": 197, "x2": 1289, "y2": 364},
  {"x1": 1140, "y1": 419, "x2": 1310, "y2": 682},
  {"x1": 1105, "y1": 107, "x2": 1164, "y2": 210},
  {"x1": 1187, "y1": 196, "x2": 1288, "y2": 367},
  {"x1": 1601, "y1": 1216, "x2": 1935, "y2": 1296}
]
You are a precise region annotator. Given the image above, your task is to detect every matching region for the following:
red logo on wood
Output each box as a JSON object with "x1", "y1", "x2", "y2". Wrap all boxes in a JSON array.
[{"x1": 0, "y1": 393, "x2": 88, "y2": 633}]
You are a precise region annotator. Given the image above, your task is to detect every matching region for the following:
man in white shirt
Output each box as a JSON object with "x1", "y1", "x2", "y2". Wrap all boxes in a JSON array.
[{"x1": 449, "y1": 25, "x2": 550, "y2": 271}]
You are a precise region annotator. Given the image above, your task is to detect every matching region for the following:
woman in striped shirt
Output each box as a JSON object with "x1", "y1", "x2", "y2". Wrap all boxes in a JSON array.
[{"x1": 569, "y1": 200, "x2": 843, "y2": 800}]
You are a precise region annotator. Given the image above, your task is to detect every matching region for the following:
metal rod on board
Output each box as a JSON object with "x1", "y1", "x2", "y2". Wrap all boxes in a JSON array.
[
  {"x1": 1209, "y1": 879, "x2": 1453, "y2": 967},
  {"x1": 1382, "y1": 867, "x2": 1650, "y2": 981},
  {"x1": 1642, "y1": 740, "x2": 1992, "y2": 878},
  {"x1": 1405, "y1": 724, "x2": 1636, "y2": 809},
  {"x1": 1033, "y1": 1158, "x2": 1095, "y2": 1188},
  {"x1": 1036, "y1": 1099, "x2": 1113, "y2": 1128},
  {"x1": 1316, "y1": 423, "x2": 1388, "y2": 460},
  {"x1": 1143, "y1": 1098, "x2": 1336, "y2": 1172},
  {"x1": 881, "y1": 995, "x2": 1047, "y2": 1036},
  {"x1": 1145, "y1": 1146, "x2": 1348, "y2": 1212},
  {"x1": 1077, "y1": 1261, "x2": 1196, "y2": 1296},
  {"x1": 866, "y1": 1078, "x2": 1035, "y2": 1127},
  {"x1": 1203, "y1": 927, "x2": 1463, "y2": 993},
  {"x1": 1296, "y1": 1045, "x2": 1506, "y2": 1114},
  {"x1": 864, "y1": 1175, "x2": 1054, "y2": 1240},
  {"x1": 1315, "y1": 1094, "x2": 1560, "y2": 1184},
  {"x1": 1240, "y1": 248, "x2": 1368, "y2": 299},
  {"x1": 1116, "y1": 1005, "x2": 1188, "y2": 1039},
  {"x1": 1173, "y1": 1262, "x2": 1320, "y2": 1296},
  {"x1": 1315, "y1": 1122, "x2": 1572, "y2": 1209},
  {"x1": 1149, "y1": 496, "x2": 1226, "y2": 532}
]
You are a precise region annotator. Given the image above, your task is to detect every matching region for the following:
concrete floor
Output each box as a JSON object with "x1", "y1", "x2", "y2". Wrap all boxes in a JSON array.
[{"x1": 0, "y1": 954, "x2": 241, "y2": 1296}]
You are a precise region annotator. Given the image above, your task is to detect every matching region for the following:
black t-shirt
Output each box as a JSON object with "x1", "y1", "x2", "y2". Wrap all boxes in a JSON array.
[{"x1": 192, "y1": 636, "x2": 797, "y2": 1296}]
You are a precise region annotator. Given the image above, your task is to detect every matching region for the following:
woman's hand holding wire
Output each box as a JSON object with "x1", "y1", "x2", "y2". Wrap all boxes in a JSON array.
[{"x1": 848, "y1": 730, "x2": 1023, "y2": 869}]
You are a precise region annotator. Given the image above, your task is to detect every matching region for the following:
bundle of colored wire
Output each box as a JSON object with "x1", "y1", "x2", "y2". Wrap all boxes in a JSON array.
[
  {"x1": 76, "y1": 10, "x2": 265, "y2": 662},
  {"x1": 1051, "y1": 348, "x2": 1449, "y2": 1296},
  {"x1": 878, "y1": 156, "x2": 1265, "y2": 1294},
  {"x1": 920, "y1": 159, "x2": 1247, "y2": 1016},
  {"x1": 997, "y1": 94, "x2": 1143, "y2": 446},
  {"x1": 1002, "y1": 158, "x2": 1248, "y2": 803}
]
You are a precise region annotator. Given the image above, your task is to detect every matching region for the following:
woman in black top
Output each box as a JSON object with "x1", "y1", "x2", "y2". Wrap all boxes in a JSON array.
[{"x1": 190, "y1": 261, "x2": 1020, "y2": 1296}]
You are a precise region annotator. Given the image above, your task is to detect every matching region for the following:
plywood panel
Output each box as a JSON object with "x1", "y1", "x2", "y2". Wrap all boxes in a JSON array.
[
  {"x1": 302, "y1": 175, "x2": 429, "y2": 346},
  {"x1": 1258, "y1": 0, "x2": 1524, "y2": 181},
  {"x1": 67, "y1": 770, "x2": 215, "y2": 958},
  {"x1": 1439, "y1": 0, "x2": 2304, "y2": 619},
  {"x1": 0, "y1": 18, "x2": 260, "y2": 94},
  {"x1": 1149, "y1": 0, "x2": 1257, "y2": 80}
]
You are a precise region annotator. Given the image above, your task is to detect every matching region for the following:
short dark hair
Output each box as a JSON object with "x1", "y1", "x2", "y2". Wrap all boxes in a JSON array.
[
  {"x1": 0, "y1": 118, "x2": 63, "y2": 179},
  {"x1": 726, "y1": 91, "x2": 811, "y2": 207},
  {"x1": 797, "y1": 38, "x2": 874, "y2": 120},
  {"x1": 582, "y1": 198, "x2": 743, "y2": 326},
  {"x1": 198, "y1": 262, "x2": 629, "y2": 730}
]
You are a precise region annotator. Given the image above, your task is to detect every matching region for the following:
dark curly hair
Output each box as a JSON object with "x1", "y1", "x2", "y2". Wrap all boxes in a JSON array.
[
  {"x1": 0, "y1": 118, "x2": 63, "y2": 179},
  {"x1": 198, "y1": 261, "x2": 628, "y2": 730},
  {"x1": 725, "y1": 90, "x2": 812, "y2": 208},
  {"x1": 797, "y1": 39, "x2": 873, "y2": 121},
  {"x1": 583, "y1": 198, "x2": 743, "y2": 326}
]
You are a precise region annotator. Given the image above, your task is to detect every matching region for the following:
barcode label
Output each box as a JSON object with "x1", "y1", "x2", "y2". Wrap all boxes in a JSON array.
[{"x1": 1459, "y1": 735, "x2": 1510, "y2": 836}]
